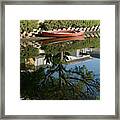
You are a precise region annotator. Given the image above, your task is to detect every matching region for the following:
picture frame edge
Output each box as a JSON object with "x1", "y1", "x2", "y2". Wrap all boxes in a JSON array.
[{"x1": 0, "y1": 0, "x2": 119, "y2": 119}]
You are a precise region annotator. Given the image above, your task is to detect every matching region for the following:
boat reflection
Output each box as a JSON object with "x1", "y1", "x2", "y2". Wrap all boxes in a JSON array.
[{"x1": 39, "y1": 35, "x2": 84, "y2": 45}]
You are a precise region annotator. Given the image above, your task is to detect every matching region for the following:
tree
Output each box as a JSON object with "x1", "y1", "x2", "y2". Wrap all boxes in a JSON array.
[
  {"x1": 38, "y1": 20, "x2": 100, "y2": 31},
  {"x1": 20, "y1": 45, "x2": 39, "y2": 70},
  {"x1": 20, "y1": 20, "x2": 39, "y2": 33}
]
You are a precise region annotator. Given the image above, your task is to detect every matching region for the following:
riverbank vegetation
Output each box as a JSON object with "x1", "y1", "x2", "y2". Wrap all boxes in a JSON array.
[{"x1": 20, "y1": 20, "x2": 100, "y2": 32}]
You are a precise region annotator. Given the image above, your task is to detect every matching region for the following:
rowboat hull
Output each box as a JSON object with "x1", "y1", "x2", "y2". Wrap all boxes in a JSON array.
[{"x1": 41, "y1": 31, "x2": 84, "y2": 37}]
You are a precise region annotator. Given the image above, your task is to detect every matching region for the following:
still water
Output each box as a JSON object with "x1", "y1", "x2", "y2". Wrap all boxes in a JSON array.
[
  {"x1": 65, "y1": 58, "x2": 100, "y2": 80},
  {"x1": 51, "y1": 57, "x2": 100, "y2": 81}
]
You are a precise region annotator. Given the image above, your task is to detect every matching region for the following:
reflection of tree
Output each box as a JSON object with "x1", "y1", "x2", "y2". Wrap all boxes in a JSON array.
[
  {"x1": 20, "y1": 63, "x2": 100, "y2": 100},
  {"x1": 20, "y1": 46, "x2": 100, "y2": 100},
  {"x1": 42, "y1": 51, "x2": 99, "y2": 99},
  {"x1": 41, "y1": 38, "x2": 100, "y2": 54}
]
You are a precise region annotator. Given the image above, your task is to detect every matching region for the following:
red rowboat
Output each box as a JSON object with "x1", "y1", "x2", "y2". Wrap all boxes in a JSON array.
[{"x1": 41, "y1": 30, "x2": 84, "y2": 37}]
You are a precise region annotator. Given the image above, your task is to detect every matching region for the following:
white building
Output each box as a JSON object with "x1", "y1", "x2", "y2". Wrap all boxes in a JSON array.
[{"x1": 35, "y1": 55, "x2": 46, "y2": 66}]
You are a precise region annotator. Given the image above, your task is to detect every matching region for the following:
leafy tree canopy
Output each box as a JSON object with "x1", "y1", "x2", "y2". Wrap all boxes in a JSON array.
[
  {"x1": 20, "y1": 20, "x2": 39, "y2": 33},
  {"x1": 20, "y1": 20, "x2": 100, "y2": 32},
  {"x1": 20, "y1": 45, "x2": 39, "y2": 63},
  {"x1": 39, "y1": 20, "x2": 100, "y2": 31}
]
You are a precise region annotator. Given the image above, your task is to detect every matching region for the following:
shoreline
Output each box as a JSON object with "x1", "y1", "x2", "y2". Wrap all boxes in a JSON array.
[{"x1": 67, "y1": 55, "x2": 92, "y2": 64}]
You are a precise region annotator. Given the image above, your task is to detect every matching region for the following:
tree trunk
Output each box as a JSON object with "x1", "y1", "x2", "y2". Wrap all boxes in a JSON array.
[
  {"x1": 61, "y1": 51, "x2": 63, "y2": 61},
  {"x1": 59, "y1": 64, "x2": 62, "y2": 88}
]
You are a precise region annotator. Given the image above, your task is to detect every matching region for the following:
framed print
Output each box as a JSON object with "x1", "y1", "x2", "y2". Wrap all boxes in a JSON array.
[{"x1": 0, "y1": 0, "x2": 119, "y2": 119}]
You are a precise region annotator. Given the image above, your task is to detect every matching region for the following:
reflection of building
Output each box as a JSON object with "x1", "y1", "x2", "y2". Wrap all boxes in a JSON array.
[
  {"x1": 75, "y1": 48, "x2": 93, "y2": 57},
  {"x1": 34, "y1": 48, "x2": 99, "y2": 67},
  {"x1": 81, "y1": 48, "x2": 93, "y2": 54},
  {"x1": 34, "y1": 49, "x2": 46, "y2": 66},
  {"x1": 34, "y1": 48, "x2": 93, "y2": 67},
  {"x1": 35, "y1": 55, "x2": 46, "y2": 66}
]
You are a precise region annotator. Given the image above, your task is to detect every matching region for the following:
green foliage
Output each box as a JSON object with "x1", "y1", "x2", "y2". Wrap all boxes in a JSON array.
[
  {"x1": 20, "y1": 45, "x2": 39, "y2": 63},
  {"x1": 44, "y1": 52, "x2": 70, "y2": 67},
  {"x1": 20, "y1": 20, "x2": 100, "y2": 33},
  {"x1": 20, "y1": 20, "x2": 39, "y2": 32},
  {"x1": 20, "y1": 64, "x2": 100, "y2": 100},
  {"x1": 39, "y1": 20, "x2": 100, "y2": 30},
  {"x1": 20, "y1": 67, "x2": 45, "y2": 99},
  {"x1": 20, "y1": 47, "x2": 100, "y2": 100},
  {"x1": 41, "y1": 37, "x2": 100, "y2": 55}
]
